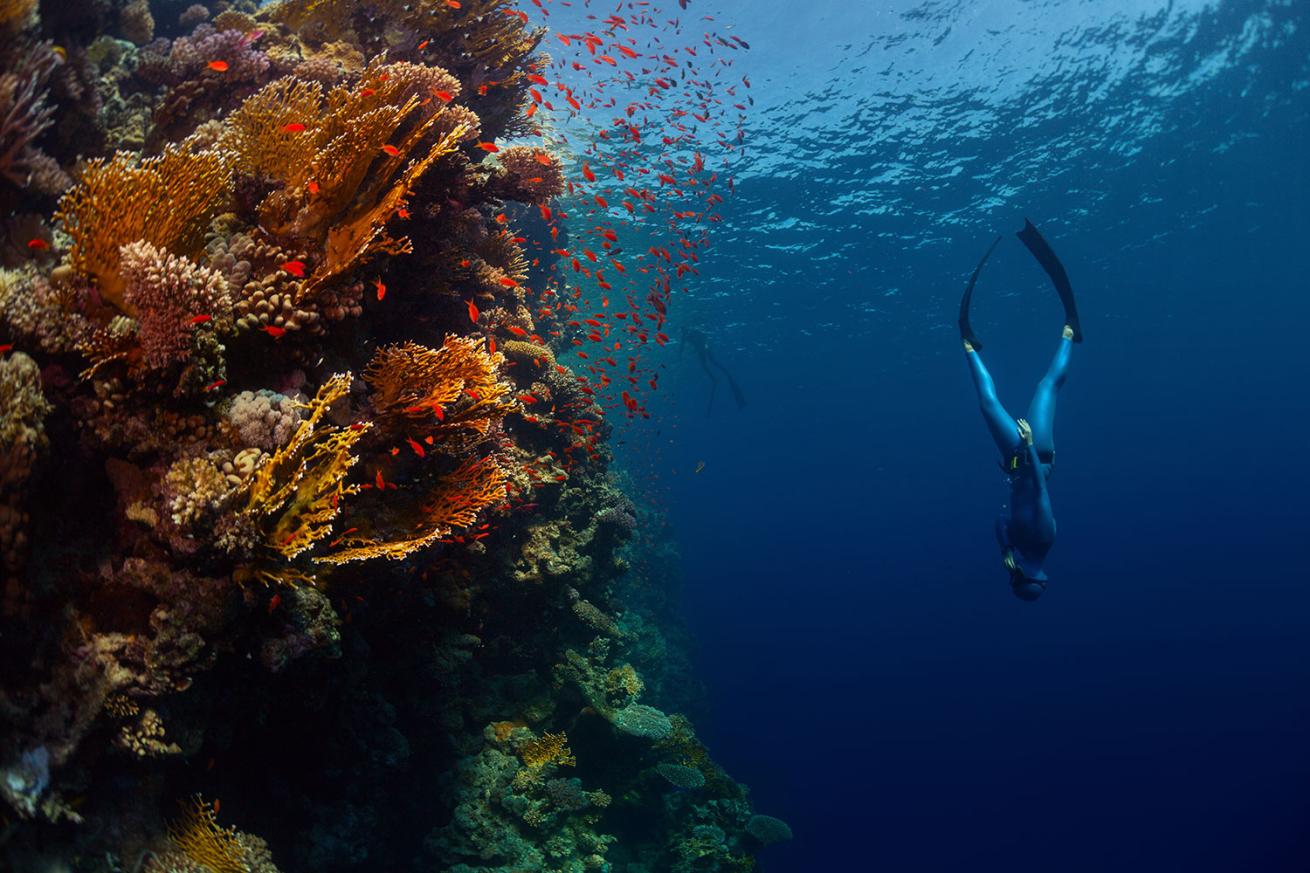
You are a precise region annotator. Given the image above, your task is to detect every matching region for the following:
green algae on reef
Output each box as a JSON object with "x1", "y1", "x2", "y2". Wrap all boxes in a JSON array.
[{"x1": 0, "y1": 0, "x2": 786, "y2": 870}]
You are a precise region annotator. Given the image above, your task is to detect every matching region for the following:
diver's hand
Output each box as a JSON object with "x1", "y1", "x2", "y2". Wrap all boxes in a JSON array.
[
  {"x1": 1016, "y1": 418, "x2": 1034, "y2": 446},
  {"x1": 1062, "y1": 324, "x2": 1074, "y2": 341}
]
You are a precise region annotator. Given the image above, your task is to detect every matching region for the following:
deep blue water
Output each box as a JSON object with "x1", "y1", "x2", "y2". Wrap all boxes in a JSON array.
[{"x1": 615, "y1": 0, "x2": 1309, "y2": 869}]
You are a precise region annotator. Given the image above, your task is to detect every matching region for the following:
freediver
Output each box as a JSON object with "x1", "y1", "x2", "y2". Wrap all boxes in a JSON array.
[
  {"x1": 959, "y1": 219, "x2": 1082, "y2": 602},
  {"x1": 681, "y1": 327, "x2": 747, "y2": 414}
]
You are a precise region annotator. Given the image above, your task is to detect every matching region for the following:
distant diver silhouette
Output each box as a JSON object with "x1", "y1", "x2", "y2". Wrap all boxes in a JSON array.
[
  {"x1": 960, "y1": 219, "x2": 1081, "y2": 601},
  {"x1": 681, "y1": 328, "x2": 746, "y2": 414}
]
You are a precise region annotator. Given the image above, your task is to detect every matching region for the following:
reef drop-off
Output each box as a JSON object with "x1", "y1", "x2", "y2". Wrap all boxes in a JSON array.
[{"x1": 0, "y1": 0, "x2": 779, "y2": 870}]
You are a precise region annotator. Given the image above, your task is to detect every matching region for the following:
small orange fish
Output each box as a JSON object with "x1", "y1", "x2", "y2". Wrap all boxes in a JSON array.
[
  {"x1": 282, "y1": 122, "x2": 305, "y2": 132},
  {"x1": 374, "y1": 277, "x2": 386, "y2": 301},
  {"x1": 477, "y1": 142, "x2": 500, "y2": 153},
  {"x1": 417, "y1": 39, "x2": 431, "y2": 50},
  {"x1": 262, "y1": 325, "x2": 286, "y2": 338},
  {"x1": 268, "y1": 593, "x2": 282, "y2": 614},
  {"x1": 0, "y1": 344, "x2": 13, "y2": 355},
  {"x1": 207, "y1": 60, "x2": 229, "y2": 72},
  {"x1": 406, "y1": 437, "x2": 425, "y2": 457},
  {"x1": 381, "y1": 144, "x2": 400, "y2": 156},
  {"x1": 204, "y1": 379, "x2": 226, "y2": 391},
  {"x1": 487, "y1": 337, "x2": 496, "y2": 355},
  {"x1": 26, "y1": 238, "x2": 48, "y2": 251},
  {"x1": 434, "y1": 90, "x2": 453, "y2": 102},
  {"x1": 534, "y1": 153, "x2": 552, "y2": 166},
  {"x1": 498, "y1": 276, "x2": 518, "y2": 287},
  {"x1": 396, "y1": 207, "x2": 411, "y2": 219},
  {"x1": 582, "y1": 162, "x2": 596, "y2": 182},
  {"x1": 375, "y1": 469, "x2": 385, "y2": 490},
  {"x1": 467, "y1": 299, "x2": 479, "y2": 323},
  {"x1": 445, "y1": 0, "x2": 460, "y2": 7},
  {"x1": 281, "y1": 260, "x2": 306, "y2": 277},
  {"x1": 307, "y1": 180, "x2": 320, "y2": 194},
  {"x1": 190, "y1": 314, "x2": 213, "y2": 325},
  {"x1": 507, "y1": 325, "x2": 528, "y2": 337}
]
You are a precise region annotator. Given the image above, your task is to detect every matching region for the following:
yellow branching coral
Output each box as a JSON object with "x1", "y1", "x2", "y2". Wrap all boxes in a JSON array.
[
  {"x1": 316, "y1": 454, "x2": 507, "y2": 564},
  {"x1": 167, "y1": 796, "x2": 247, "y2": 873},
  {"x1": 364, "y1": 336, "x2": 511, "y2": 434},
  {"x1": 54, "y1": 148, "x2": 231, "y2": 312},
  {"x1": 238, "y1": 373, "x2": 369, "y2": 559},
  {"x1": 519, "y1": 731, "x2": 575, "y2": 770}
]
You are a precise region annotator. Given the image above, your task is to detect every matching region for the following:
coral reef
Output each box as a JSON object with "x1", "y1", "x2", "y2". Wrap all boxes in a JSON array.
[{"x1": 0, "y1": 1, "x2": 767, "y2": 870}]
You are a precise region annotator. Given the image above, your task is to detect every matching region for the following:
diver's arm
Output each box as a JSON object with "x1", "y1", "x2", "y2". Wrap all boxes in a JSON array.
[{"x1": 1017, "y1": 422, "x2": 1055, "y2": 535}]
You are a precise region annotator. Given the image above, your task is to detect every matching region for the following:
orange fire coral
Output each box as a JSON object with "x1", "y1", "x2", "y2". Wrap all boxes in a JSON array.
[
  {"x1": 0, "y1": 0, "x2": 34, "y2": 29},
  {"x1": 55, "y1": 147, "x2": 231, "y2": 313},
  {"x1": 223, "y1": 64, "x2": 474, "y2": 297},
  {"x1": 364, "y1": 336, "x2": 512, "y2": 435},
  {"x1": 316, "y1": 454, "x2": 507, "y2": 564}
]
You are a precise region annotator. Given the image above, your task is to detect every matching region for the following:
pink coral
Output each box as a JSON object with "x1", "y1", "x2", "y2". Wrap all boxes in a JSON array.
[
  {"x1": 161, "y1": 24, "x2": 268, "y2": 85},
  {"x1": 119, "y1": 241, "x2": 231, "y2": 372},
  {"x1": 0, "y1": 43, "x2": 58, "y2": 191}
]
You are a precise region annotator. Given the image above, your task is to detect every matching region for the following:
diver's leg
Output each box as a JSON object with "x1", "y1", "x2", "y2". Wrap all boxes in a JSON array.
[
  {"x1": 965, "y1": 347, "x2": 1021, "y2": 457},
  {"x1": 1024, "y1": 329, "x2": 1074, "y2": 453}
]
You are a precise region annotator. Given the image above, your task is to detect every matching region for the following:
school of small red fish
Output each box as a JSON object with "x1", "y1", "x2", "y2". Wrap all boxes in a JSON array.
[{"x1": 480, "y1": 0, "x2": 750, "y2": 424}]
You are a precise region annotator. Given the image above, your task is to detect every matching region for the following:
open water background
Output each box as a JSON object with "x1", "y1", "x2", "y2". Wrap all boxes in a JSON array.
[{"x1": 617, "y1": 0, "x2": 1310, "y2": 869}]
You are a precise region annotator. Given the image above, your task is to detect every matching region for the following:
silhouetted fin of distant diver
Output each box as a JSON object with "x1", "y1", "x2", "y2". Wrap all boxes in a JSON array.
[
  {"x1": 724, "y1": 372, "x2": 747, "y2": 409},
  {"x1": 1016, "y1": 218, "x2": 1082, "y2": 342},
  {"x1": 959, "y1": 235, "x2": 1002, "y2": 350}
]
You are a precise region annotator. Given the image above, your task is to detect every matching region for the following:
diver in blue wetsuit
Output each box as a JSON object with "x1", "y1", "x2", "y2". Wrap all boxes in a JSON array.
[{"x1": 959, "y1": 220, "x2": 1082, "y2": 601}]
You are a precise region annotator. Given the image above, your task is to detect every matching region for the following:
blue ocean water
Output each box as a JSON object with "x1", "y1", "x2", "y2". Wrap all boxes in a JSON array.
[{"x1": 611, "y1": 0, "x2": 1308, "y2": 869}]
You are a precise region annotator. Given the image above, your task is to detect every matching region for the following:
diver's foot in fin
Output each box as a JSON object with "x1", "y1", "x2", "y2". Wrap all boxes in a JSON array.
[
  {"x1": 960, "y1": 235, "x2": 1002, "y2": 351},
  {"x1": 1016, "y1": 218, "x2": 1082, "y2": 343}
]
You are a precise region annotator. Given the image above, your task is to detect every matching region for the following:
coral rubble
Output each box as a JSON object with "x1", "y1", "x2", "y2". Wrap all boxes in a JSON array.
[{"x1": 0, "y1": 1, "x2": 774, "y2": 870}]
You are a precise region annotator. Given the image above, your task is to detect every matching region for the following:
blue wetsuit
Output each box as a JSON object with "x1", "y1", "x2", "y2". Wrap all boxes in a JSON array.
[{"x1": 965, "y1": 335, "x2": 1073, "y2": 582}]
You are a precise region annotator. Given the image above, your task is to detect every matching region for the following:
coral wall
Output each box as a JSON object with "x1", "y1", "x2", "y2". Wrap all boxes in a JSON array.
[{"x1": 0, "y1": 1, "x2": 770, "y2": 870}]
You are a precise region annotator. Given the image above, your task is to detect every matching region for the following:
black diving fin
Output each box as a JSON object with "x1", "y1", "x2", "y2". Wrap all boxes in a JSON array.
[
  {"x1": 1016, "y1": 218, "x2": 1082, "y2": 342},
  {"x1": 959, "y1": 235, "x2": 1002, "y2": 350}
]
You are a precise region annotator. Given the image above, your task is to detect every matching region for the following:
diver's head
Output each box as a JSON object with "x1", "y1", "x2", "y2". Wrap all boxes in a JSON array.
[
  {"x1": 1004, "y1": 554, "x2": 1047, "y2": 601},
  {"x1": 1010, "y1": 577, "x2": 1047, "y2": 601}
]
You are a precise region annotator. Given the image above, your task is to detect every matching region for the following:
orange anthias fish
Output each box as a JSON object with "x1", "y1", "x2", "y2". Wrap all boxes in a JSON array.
[
  {"x1": 207, "y1": 60, "x2": 229, "y2": 72},
  {"x1": 281, "y1": 260, "x2": 306, "y2": 277},
  {"x1": 189, "y1": 314, "x2": 213, "y2": 325},
  {"x1": 262, "y1": 325, "x2": 286, "y2": 339},
  {"x1": 477, "y1": 142, "x2": 500, "y2": 153},
  {"x1": 467, "y1": 299, "x2": 480, "y2": 323},
  {"x1": 282, "y1": 122, "x2": 306, "y2": 133},
  {"x1": 26, "y1": 238, "x2": 48, "y2": 251},
  {"x1": 374, "y1": 277, "x2": 386, "y2": 301},
  {"x1": 498, "y1": 276, "x2": 518, "y2": 288},
  {"x1": 307, "y1": 180, "x2": 320, "y2": 194},
  {"x1": 381, "y1": 144, "x2": 400, "y2": 156},
  {"x1": 434, "y1": 90, "x2": 454, "y2": 102}
]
